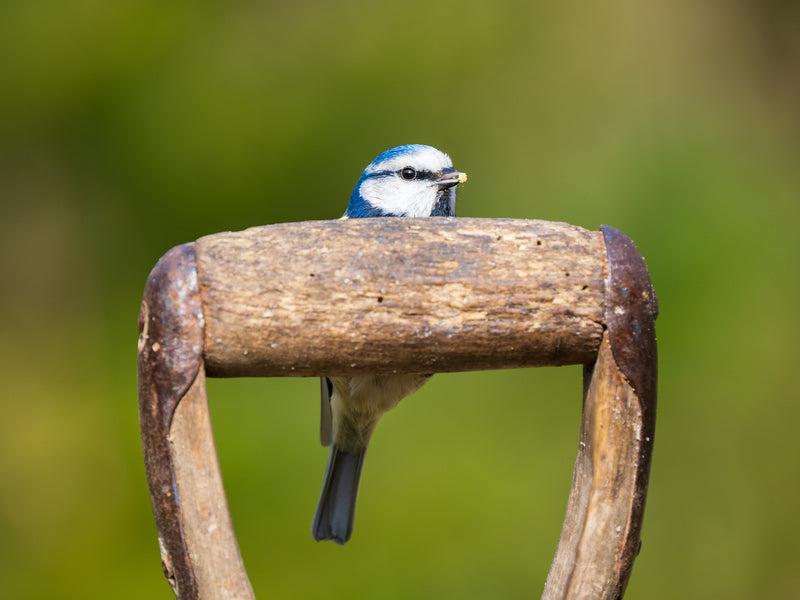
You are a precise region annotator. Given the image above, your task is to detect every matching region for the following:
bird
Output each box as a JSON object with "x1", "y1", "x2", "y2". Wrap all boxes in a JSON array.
[{"x1": 312, "y1": 144, "x2": 467, "y2": 544}]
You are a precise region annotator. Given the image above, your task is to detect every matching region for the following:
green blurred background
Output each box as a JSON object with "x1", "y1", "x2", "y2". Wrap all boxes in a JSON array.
[{"x1": 1, "y1": 1, "x2": 798, "y2": 598}]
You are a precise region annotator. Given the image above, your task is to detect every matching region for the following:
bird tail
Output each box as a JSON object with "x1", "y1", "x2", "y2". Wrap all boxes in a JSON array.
[{"x1": 312, "y1": 446, "x2": 366, "y2": 544}]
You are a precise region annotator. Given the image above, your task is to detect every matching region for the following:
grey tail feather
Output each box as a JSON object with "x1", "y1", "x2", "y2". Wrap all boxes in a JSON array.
[{"x1": 312, "y1": 447, "x2": 365, "y2": 544}]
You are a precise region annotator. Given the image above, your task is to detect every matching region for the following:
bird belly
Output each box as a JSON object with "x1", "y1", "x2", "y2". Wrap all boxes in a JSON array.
[{"x1": 328, "y1": 374, "x2": 431, "y2": 452}]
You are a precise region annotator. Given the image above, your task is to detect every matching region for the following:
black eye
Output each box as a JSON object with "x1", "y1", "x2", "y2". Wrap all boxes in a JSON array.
[{"x1": 400, "y1": 167, "x2": 416, "y2": 180}]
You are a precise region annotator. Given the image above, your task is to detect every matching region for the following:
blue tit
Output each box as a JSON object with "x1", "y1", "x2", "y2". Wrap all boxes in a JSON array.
[{"x1": 312, "y1": 144, "x2": 467, "y2": 544}]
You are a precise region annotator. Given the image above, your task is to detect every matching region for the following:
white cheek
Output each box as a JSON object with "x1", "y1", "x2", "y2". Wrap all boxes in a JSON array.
[{"x1": 360, "y1": 179, "x2": 437, "y2": 217}]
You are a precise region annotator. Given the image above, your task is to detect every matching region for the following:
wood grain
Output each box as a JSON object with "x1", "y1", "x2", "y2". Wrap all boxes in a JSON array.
[
  {"x1": 542, "y1": 332, "x2": 648, "y2": 599},
  {"x1": 170, "y1": 365, "x2": 255, "y2": 600},
  {"x1": 139, "y1": 218, "x2": 657, "y2": 600},
  {"x1": 195, "y1": 218, "x2": 606, "y2": 377}
]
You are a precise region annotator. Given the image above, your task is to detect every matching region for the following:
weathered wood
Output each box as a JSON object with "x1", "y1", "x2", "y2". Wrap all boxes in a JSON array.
[
  {"x1": 138, "y1": 218, "x2": 657, "y2": 600},
  {"x1": 138, "y1": 243, "x2": 204, "y2": 600},
  {"x1": 139, "y1": 244, "x2": 256, "y2": 600},
  {"x1": 171, "y1": 365, "x2": 255, "y2": 600},
  {"x1": 196, "y1": 218, "x2": 606, "y2": 378},
  {"x1": 542, "y1": 224, "x2": 657, "y2": 600},
  {"x1": 542, "y1": 333, "x2": 644, "y2": 599}
]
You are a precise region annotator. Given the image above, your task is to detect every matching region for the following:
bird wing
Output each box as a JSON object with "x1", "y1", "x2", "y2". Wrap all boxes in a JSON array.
[{"x1": 319, "y1": 377, "x2": 333, "y2": 446}]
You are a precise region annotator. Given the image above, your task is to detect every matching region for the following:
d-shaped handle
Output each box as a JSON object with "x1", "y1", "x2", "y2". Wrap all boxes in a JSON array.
[{"x1": 137, "y1": 218, "x2": 657, "y2": 599}]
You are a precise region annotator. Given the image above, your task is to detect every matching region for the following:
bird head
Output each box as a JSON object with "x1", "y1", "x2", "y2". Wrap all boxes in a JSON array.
[{"x1": 345, "y1": 144, "x2": 467, "y2": 218}]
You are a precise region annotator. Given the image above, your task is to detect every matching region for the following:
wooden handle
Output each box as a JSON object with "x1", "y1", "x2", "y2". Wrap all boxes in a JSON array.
[
  {"x1": 196, "y1": 218, "x2": 605, "y2": 377},
  {"x1": 137, "y1": 218, "x2": 657, "y2": 600},
  {"x1": 544, "y1": 225, "x2": 657, "y2": 599}
]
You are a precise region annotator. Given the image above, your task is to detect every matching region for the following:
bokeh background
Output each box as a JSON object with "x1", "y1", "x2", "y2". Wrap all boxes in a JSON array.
[{"x1": 1, "y1": 1, "x2": 798, "y2": 598}]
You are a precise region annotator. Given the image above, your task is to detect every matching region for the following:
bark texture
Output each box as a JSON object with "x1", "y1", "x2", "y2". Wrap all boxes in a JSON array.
[{"x1": 196, "y1": 218, "x2": 606, "y2": 377}]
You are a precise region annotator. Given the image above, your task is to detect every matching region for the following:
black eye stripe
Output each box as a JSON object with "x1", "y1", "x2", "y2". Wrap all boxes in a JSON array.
[
  {"x1": 400, "y1": 169, "x2": 434, "y2": 180},
  {"x1": 364, "y1": 169, "x2": 435, "y2": 180}
]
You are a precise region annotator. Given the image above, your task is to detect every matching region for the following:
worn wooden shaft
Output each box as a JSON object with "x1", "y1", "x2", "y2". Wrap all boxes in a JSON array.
[
  {"x1": 543, "y1": 225, "x2": 658, "y2": 600},
  {"x1": 543, "y1": 334, "x2": 644, "y2": 599},
  {"x1": 171, "y1": 366, "x2": 254, "y2": 600},
  {"x1": 196, "y1": 218, "x2": 606, "y2": 377},
  {"x1": 138, "y1": 218, "x2": 657, "y2": 600},
  {"x1": 138, "y1": 243, "x2": 204, "y2": 599}
]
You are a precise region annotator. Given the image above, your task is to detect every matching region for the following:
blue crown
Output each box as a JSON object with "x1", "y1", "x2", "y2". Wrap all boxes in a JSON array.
[{"x1": 369, "y1": 144, "x2": 435, "y2": 166}]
